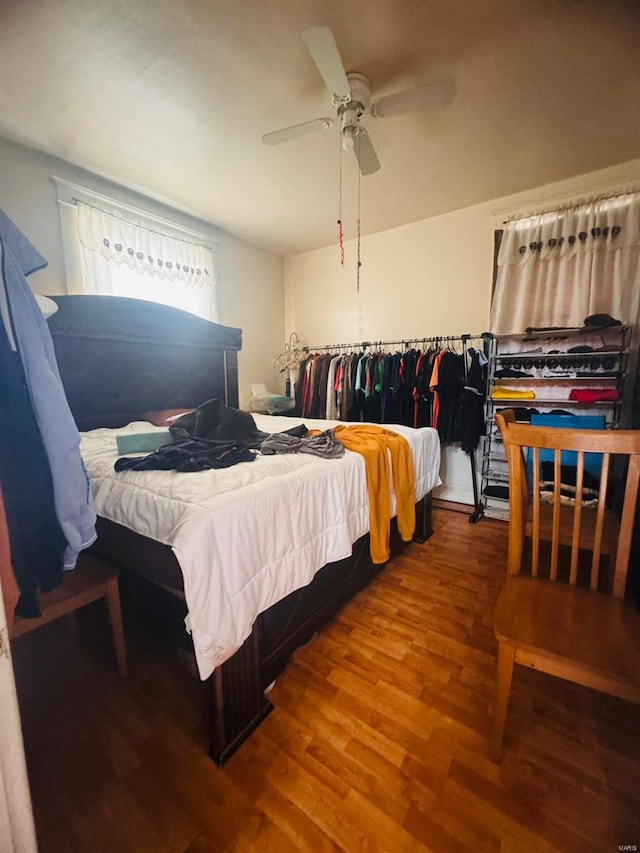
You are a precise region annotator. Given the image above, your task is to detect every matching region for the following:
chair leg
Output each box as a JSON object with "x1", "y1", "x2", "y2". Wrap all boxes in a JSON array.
[
  {"x1": 489, "y1": 641, "x2": 515, "y2": 762},
  {"x1": 106, "y1": 577, "x2": 128, "y2": 678}
]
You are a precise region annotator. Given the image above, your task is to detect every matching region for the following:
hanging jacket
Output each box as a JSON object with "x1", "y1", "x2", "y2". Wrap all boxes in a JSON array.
[
  {"x1": 0, "y1": 226, "x2": 70, "y2": 615},
  {"x1": 459, "y1": 348, "x2": 487, "y2": 452},
  {"x1": 0, "y1": 210, "x2": 96, "y2": 571}
]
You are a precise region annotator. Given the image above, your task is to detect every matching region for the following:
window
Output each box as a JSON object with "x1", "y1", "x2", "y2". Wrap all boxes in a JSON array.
[
  {"x1": 55, "y1": 178, "x2": 219, "y2": 322},
  {"x1": 490, "y1": 192, "x2": 640, "y2": 336}
]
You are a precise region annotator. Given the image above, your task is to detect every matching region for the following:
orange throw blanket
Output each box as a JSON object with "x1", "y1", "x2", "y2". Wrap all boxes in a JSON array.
[{"x1": 334, "y1": 425, "x2": 415, "y2": 564}]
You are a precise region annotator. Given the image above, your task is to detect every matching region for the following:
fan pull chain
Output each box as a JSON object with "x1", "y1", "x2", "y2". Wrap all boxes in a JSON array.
[
  {"x1": 337, "y1": 135, "x2": 345, "y2": 265},
  {"x1": 356, "y1": 145, "x2": 362, "y2": 292},
  {"x1": 356, "y1": 218, "x2": 361, "y2": 292}
]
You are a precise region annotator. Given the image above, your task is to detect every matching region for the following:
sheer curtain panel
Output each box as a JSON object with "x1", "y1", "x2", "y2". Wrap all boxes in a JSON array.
[
  {"x1": 72, "y1": 202, "x2": 218, "y2": 322},
  {"x1": 490, "y1": 193, "x2": 640, "y2": 335}
]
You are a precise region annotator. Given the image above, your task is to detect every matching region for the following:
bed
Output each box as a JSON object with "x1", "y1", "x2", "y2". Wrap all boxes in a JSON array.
[{"x1": 48, "y1": 295, "x2": 441, "y2": 764}]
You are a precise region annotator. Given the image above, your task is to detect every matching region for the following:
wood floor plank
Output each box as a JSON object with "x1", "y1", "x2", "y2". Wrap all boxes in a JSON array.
[
  {"x1": 253, "y1": 782, "x2": 342, "y2": 852},
  {"x1": 12, "y1": 508, "x2": 640, "y2": 852},
  {"x1": 123, "y1": 763, "x2": 201, "y2": 851}
]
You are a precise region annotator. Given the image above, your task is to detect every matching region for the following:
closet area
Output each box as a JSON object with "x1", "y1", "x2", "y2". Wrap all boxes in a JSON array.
[{"x1": 292, "y1": 333, "x2": 492, "y2": 519}]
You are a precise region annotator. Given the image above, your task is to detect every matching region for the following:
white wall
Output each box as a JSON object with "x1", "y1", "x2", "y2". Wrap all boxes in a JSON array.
[
  {"x1": 285, "y1": 157, "x2": 640, "y2": 503},
  {"x1": 0, "y1": 136, "x2": 285, "y2": 401}
]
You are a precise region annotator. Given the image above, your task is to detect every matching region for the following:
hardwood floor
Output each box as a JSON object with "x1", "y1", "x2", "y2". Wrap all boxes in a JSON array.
[{"x1": 11, "y1": 509, "x2": 640, "y2": 852}]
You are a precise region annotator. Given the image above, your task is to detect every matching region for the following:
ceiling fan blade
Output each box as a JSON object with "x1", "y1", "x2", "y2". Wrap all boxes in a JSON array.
[
  {"x1": 353, "y1": 128, "x2": 380, "y2": 176},
  {"x1": 262, "y1": 117, "x2": 333, "y2": 146},
  {"x1": 302, "y1": 25, "x2": 351, "y2": 99},
  {"x1": 370, "y1": 78, "x2": 457, "y2": 118}
]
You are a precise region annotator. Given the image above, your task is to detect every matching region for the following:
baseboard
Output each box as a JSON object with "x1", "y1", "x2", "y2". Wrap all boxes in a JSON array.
[{"x1": 433, "y1": 498, "x2": 473, "y2": 514}]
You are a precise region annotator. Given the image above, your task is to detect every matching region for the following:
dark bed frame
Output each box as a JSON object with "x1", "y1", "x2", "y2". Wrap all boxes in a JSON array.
[{"x1": 49, "y1": 295, "x2": 434, "y2": 764}]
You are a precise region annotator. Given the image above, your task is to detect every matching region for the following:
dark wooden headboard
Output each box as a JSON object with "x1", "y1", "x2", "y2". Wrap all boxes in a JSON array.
[{"x1": 48, "y1": 295, "x2": 242, "y2": 431}]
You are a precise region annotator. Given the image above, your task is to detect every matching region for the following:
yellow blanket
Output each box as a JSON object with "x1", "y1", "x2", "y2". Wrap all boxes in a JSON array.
[
  {"x1": 491, "y1": 386, "x2": 536, "y2": 400},
  {"x1": 334, "y1": 425, "x2": 415, "y2": 564}
]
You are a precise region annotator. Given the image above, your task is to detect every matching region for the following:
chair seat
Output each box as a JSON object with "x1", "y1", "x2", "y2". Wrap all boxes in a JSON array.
[
  {"x1": 9, "y1": 553, "x2": 128, "y2": 678},
  {"x1": 10, "y1": 554, "x2": 119, "y2": 638},
  {"x1": 525, "y1": 503, "x2": 619, "y2": 556},
  {"x1": 495, "y1": 576, "x2": 640, "y2": 697}
]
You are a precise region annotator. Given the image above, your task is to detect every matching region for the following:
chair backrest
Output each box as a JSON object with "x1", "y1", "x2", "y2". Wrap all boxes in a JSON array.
[{"x1": 495, "y1": 410, "x2": 640, "y2": 599}]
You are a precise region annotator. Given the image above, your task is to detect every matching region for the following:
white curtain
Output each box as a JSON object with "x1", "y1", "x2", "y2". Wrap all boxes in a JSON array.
[
  {"x1": 74, "y1": 202, "x2": 219, "y2": 322},
  {"x1": 490, "y1": 193, "x2": 640, "y2": 335}
]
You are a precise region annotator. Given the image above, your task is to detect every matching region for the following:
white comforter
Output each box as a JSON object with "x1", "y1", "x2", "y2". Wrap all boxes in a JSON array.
[{"x1": 80, "y1": 414, "x2": 441, "y2": 679}]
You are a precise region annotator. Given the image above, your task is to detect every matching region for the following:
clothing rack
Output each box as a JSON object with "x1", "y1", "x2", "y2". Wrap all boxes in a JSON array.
[
  {"x1": 303, "y1": 333, "x2": 485, "y2": 353},
  {"x1": 301, "y1": 332, "x2": 493, "y2": 523}
]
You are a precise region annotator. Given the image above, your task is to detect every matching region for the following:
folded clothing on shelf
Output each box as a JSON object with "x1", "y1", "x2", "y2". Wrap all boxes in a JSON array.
[
  {"x1": 495, "y1": 407, "x2": 540, "y2": 422},
  {"x1": 491, "y1": 387, "x2": 536, "y2": 400},
  {"x1": 495, "y1": 368, "x2": 534, "y2": 378},
  {"x1": 568, "y1": 388, "x2": 619, "y2": 403}
]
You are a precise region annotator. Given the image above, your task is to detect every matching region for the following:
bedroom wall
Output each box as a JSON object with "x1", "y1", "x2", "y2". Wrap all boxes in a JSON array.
[
  {"x1": 284, "y1": 157, "x2": 640, "y2": 504},
  {"x1": 0, "y1": 136, "x2": 284, "y2": 402}
]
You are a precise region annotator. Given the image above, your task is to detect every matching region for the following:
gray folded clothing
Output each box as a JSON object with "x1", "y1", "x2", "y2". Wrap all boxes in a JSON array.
[{"x1": 260, "y1": 429, "x2": 344, "y2": 459}]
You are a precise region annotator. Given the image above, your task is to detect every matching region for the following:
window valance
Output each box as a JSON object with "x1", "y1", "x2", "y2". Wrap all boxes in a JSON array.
[
  {"x1": 77, "y1": 203, "x2": 214, "y2": 289},
  {"x1": 498, "y1": 194, "x2": 640, "y2": 268}
]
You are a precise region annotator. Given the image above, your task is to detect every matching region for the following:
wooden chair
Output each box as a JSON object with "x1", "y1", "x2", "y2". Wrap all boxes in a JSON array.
[
  {"x1": 494, "y1": 409, "x2": 619, "y2": 556},
  {"x1": 489, "y1": 412, "x2": 640, "y2": 761},
  {"x1": 9, "y1": 553, "x2": 128, "y2": 678}
]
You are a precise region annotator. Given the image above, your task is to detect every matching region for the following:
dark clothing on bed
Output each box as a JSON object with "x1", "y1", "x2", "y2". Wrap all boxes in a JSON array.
[
  {"x1": 261, "y1": 429, "x2": 344, "y2": 458},
  {"x1": 114, "y1": 399, "x2": 311, "y2": 472},
  {"x1": 115, "y1": 438, "x2": 256, "y2": 472},
  {"x1": 170, "y1": 397, "x2": 270, "y2": 448},
  {"x1": 115, "y1": 399, "x2": 263, "y2": 472}
]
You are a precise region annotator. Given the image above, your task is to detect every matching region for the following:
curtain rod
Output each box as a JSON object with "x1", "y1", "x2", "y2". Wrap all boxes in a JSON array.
[
  {"x1": 499, "y1": 185, "x2": 640, "y2": 226},
  {"x1": 52, "y1": 175, "x2": 219, "y2": 249},
  {"x1": 303, "y1": 332, "x2": 492, "y2": 352}
]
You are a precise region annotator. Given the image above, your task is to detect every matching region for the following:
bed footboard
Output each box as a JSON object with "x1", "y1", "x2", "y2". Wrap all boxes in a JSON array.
[
  {"x1": 207, "y1": 627, "x2": 273, "y2": 765},
  {"x1": 413, "y1": 491, "x2": 434, "y2": 543}
]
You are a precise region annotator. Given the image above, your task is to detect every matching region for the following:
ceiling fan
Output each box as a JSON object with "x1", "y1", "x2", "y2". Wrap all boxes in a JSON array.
[{"x1": 262, "y1": 25, "x2": 457, "y2": 176}]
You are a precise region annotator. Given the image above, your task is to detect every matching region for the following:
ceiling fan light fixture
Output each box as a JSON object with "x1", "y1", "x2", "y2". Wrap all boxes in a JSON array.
[
  {"x1": 262, "y1": 25, "x2": 454, "y2": 177},
  {"x1": 342, "y1": 125, "x2": 358, "y2": 151}
]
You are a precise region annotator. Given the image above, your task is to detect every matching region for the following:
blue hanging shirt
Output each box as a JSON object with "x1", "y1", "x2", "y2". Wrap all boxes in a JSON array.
[{"x1": 0, "y1": 210, "x2": 96, "y2": 568}]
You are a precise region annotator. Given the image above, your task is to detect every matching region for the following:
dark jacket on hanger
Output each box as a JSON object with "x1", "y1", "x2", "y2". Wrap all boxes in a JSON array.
[
  {"x1": 459, "y1": 349, "x2": 487, "y2": 452},
  {"x1": 435, "y1": 351, "x2": 465, "y2": 444}
]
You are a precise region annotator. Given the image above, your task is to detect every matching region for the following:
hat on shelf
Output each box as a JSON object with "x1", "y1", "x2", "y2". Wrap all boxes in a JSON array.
[
  {"x1": 567, "y1": 344, "x2": 594, "y2": 353},
  {"x1": 579, "y1": 313, "x2": 622, "y2": 333}
]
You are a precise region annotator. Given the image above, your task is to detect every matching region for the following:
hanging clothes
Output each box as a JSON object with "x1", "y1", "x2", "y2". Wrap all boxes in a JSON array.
[
  {"x1": 292, "y1": 334, "x2": 490, "y2": 526},
  {"x1": 293, "y1": 337, "x2": 487, "y2": 442},
  {"x1": 413, "y1": 349, "x2": 436, "y2": 428},
  {"x1": 459, "y1": 348, "x2": 488, "y2": 452},
  {"x1": 0, "y1": 210, "x2": 97, "y2": 616},
  {"x1": 429, "y1": 350, "x2": 444, "y2": 430},
  {"x1": 434, "y1": 350, "x2": 465, "y2": 445}
]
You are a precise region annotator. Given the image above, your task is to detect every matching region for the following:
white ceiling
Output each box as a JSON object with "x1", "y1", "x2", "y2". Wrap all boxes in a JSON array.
[{"x1": 1, "y1": 0, "x2": 639, "y2": 257}]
